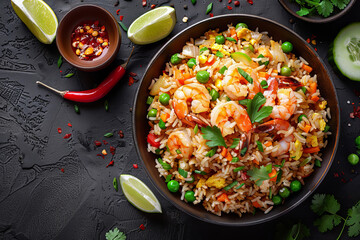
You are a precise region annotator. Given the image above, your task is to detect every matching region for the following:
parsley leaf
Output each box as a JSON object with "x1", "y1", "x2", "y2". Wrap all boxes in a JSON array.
[
  {"x1": 229, "y1": 138, "x2": 240, "y2": 149},
  {"x1": 316, "y1": 0, "x2": 334, "y2": 17},
  {"x1": 314, "y1": 214, "x2": 342, "y2": 232},
  {"x1": 105, "y1": 228, "x2": 126, "y2": 240},
  {"x1": 347, "y1": 201, "x2": 360, "y2": 237},
  {"x1": 296, "y1": 6, "x2": 311, "y2": 16},
  {"x1": 243, "y1": 92, "x2": 273, "y2": 123},
  {"x1": 331, "y1": 0, "x2": 350, "y2": 9},
  {"x1": 247, "y1": 165, "x2": 271, "y2": 186},
  {"x1": 201, "y1": 126, "x2": 226, "y2": 147}
]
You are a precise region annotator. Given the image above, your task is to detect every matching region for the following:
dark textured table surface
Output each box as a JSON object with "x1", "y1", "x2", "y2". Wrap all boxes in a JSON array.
[{"x1": 0, "y1": 0, "x2": 360, "y2": 239}]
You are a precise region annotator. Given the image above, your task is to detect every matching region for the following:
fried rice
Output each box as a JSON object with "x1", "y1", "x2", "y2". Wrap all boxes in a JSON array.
[{"x1": 146, "y1": 24, "x2": 331, "y2": 217}]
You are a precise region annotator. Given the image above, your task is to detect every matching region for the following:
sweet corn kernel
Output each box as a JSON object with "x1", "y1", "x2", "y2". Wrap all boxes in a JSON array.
[
  {"x1": 237, "y1": 28, "x2": 251, "y2": 41},
  {"x1": 290, "y1": 140, "x2": 303, "y2": 160},
  {"x1": 250, "y1": 38, "x2": 257, "y2": 45},
  {"x1": 220, "y1": 49, "x2": 230, "y2": 56},
  {"x1": 84, "y1": 47, "x2": 94, "y2": 55},
  {"x1": 102, "y1": 42, "x2": 108, "y2": 47},
  {"x1": 306, "y1": 135, "x2": 318, "y2": 147},
  {"x1": 319, "y1": 119, "x2": 326, "y2": 131},
  {"x1": 199, "y1": 55, "x2": 208, "y2": 64},
  {"x1": 92, "y1": 31, "x2": 98, "y2": 37},
  {"x1": 319, "y1": 100, "x2": 327, "y2": 110},
  {"x1": 215, "y1": 79, "x2": 223, "y2": 90},
  {"x1": 75, "y1": 49, "x2": 81, "y2": 55},
  {"x1": 211, "y1": 43, "x2": 222, "y2": 51}
]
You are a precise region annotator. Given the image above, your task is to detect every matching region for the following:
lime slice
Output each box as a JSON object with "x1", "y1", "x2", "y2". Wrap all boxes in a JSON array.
[
  {"x1": 120, "y1": 174, "x2": 162, "y2": 213},
  {"x1": 11, "y1": 0, "x2": 58, "y2": 44},
  {"x1": 127, "y1": 6, "x2": 176, "y2": 45},
  {"x1": 231, "y1": 52, "x2": 252, "y2": 65}
]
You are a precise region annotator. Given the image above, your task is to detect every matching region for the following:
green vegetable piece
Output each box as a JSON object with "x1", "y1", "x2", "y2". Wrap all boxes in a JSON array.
[
  {"x1": 200, "y1": 47, "x2": 209, "y2": 54},
  {"x1": 233, "y1": 166, "x2": 245, "y2": 172},
  {"x1": 301, "y1": 86, "x2": 307, "y2": 94},
  {"x1": 235, "y1": 182, "x2": 245, "y2": 189},
  {"x1": 355, "y1": 136, "x2": 360, "y2": 146},
  {"x1": 170, "y1": 53, "x2": 181, "y2": 65},
  {"x1": 187, "y1": 58, "x2": 197, "y2": 68},
  {"x1": 298, "y1": 114, "x2": 307, "y2": 122},
  {"x1": 296, "y1": 6, "x2": 311, "y2": 17},
  {"x1": 159, "y1": 93, "x2": 170, "y2": 105},
  {"x1": 104, "y1": 132, "x2": 113, "y2": 137},
  {"x1": 57, "y1": 55, "x2": 62, "y2": 68},
  {"x1": 113, "y1": 177, "x2": 118, "y2": 191},
  {"x1": 219, "y1": 66, "x2": 228, "y2": 75},
  {"x1": 146, "y1": 96, "x2": 154, "y2": 105},
  {"x1": 176, "y1": 149, "x2": 181, "y2": 154},
  {"x1": 276, "y1": 169, "x2": 282, "y2": 184},
  {"x1": 118, "y1": 21, "x2": 128, "y2": 32},
  {"x1": 215, "y1": 35, "x2": 225, "y2": 44},
  {"x1": 159, "y1": 119, "x2": 166, "y2": 129},
  {"x1": 194, "y1": 124, "x2": 198, "y2": 134},
  {"x1": 236, "y1": 23, "x2": 248, "y2": 29},
  {"x1": 191, "y1": 0, "x2": 196, "y2": 5},
  {"x1": 231, "y1": 157, "x2": 239, "y2": 162},
  {"x1": 316, "y1": 0, "x2": 334, "y2": 18},
  {"x1": 346, "y1": 200, "x2": 360, "y2": 237},
  {"x1": 280, "y1": 66, "x2": 292, "y2": 76},
  {"x1": 167, "y1": 180, "x2": 179, "y2": 192},
  {"x1": 244, "y1": 44, "x2": 254, "y2": 52},
  {"x1": 272, "y1": 195, "x2": 282, "y2": 205},
  {"x1": 247, "y1": 165, "x2": 271, "y2": 186},
  {"x1": 206, "y1": 3, "x2": 213, "y2": 14},
  {"x1": 196, "y1": 70, "x2": 210, "y2": 83},
  {"x1": 348, "y1": 153, "x2": 359, "y2": 165},
  {"x1": 148, "y1": 108, "x2": 157, "y2": 117},
  {"x1": 104, "y1": 100, "x2": 109, "y2": 111},
  {"x1": 155, "y1": 148, "x2": 164, "y2": 155},
  {"x1": 165, "y1": 174, "x2": 172, "y2": 182},
  {"x1": 281, "y1": 41, "x2": 293, "y2": 53},
  {"x1": 257, "y1": 54, "x2": 269, "y2": 66},
  {"x1": 185, "y1": 175, "x2": 195, "y2": 183},
  {"x1": 178, "y1": 167, "x2": 188, "y2": 178},
  {"x1": 185, "y1": 191, "x2": 196, "y2": 202},
  {"x1": 244, "y1": 92, "x2": 273, "y2": 123},
  {"x1": 240, "y1": 147, "x2": 247, "y2": 156},
  {"x1": 210, "y1": 89, "x2": 219, "y2": 101},
  {"x1": 256, "y1": 141, "x2": 264, "y2": 152},
  {"x1": 300, "y1": 156, "x2": 312, "y2": 167},
  {"x1": 223, "y1": 181, "x2": 239, "y2": 191},
  {"x1": 215, "y1": 51, "x2": 224, "y2": 58},
  {"x1": 260, "y1": 80, "x2": 268, "y2": 89},
  {"x1": 279, "y1": 187, "x2": 290, "y2": 198},
  {"x1": 290, "y1": 180, "x2": 302, "y2": 192},
  {"x1": 226, "y1": 37, "x2": 237, "y2": 43},
  {"x1": 231, "y1": 52, "x2": 252, "y2": 65},
  {"x1": 229, "y1": 138, "x2": 240, "y2": 149},
  {"x1": 158, "y1": 158, "x2": 172, "y2": 170},
  {"x1": 194, "y1": 170, "x2": 207, "y2": 175},
  {"x1": 105, "y1": 227, "x2": 126, "y2": 240},
  {"x1": 201, "y1": 126, "x2": 226, "y2": 147},
  {"x1": 315, "y1": 159, "x2": 322, "y2": 167},
  {"x1": 65, "y1": 72, "x2": 74, "y2": 78},
  {"x1": 323, "y1": 125, "x2": 330, "y2": 132},
  {"x1": 237, "y1": 68, "x2": 253, "y2": 83},
  {"x1": 74, "y1": 104, "x2": 79, "y2": 113}
]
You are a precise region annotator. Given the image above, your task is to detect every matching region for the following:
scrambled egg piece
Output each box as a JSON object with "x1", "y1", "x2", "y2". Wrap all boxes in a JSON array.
[
  {"x1": 249, "y1": 38, "x2": 257, "y2": 45},
  {"x1": 211, "y1": 43, "x2": 222, "y2": 51},
  {"x1": 319, "y1": 100, "x2": 327, "y2": 110},
  {"x1": 290, "y1": 140, "x2": 303, "y2": 160},
  {"x1": 319, "y1": 119, "x2": 326, "y2": 131},
  {"x1": 237, "y1": 28, "x2": 252, "y2": 41},
  {"x1": 205, "y1": 175, "x2": 227, "y2": 189},
  {"x1": 307, "y1": 135, "x2": 319, "y2": 147},
  {"x1": 196, "y1": 178, "x2": 206, "y2": 188}
]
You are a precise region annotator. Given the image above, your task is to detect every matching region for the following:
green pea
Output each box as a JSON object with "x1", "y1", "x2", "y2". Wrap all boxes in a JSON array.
[
  {"x1": 186, "y1": 175, "x2": 195, "y2": 183},
  {"x1": 167, "y1": 180, "x2": 180, "y2": 192},
  {"x1": 196, "y1": 70, "x2": 210, "y2": 83},
  {"x1": 210, "y1": 89, "x2": 219, "y2": 101},
  {"x1": 184, "y1": 191, "x2": 196, "y2": 202},
  {"x1": 272, "y1": 195, "x2": 282, "y2": 205},
  {"x1": 187, "y1": 58, "x2": 197, "y2": 68},
  {"x1": 146, "y1": 96, "x2": 154, "y2": 105},
  {"x1": 348, "y1": 153, "x2": 359, "y2": 165},
  {"x1": 298, "y1": 114, "x2": 307, "y2": 122},
  {"x1": 279, "y1": 187, "x2": 290, "y2": 198},
  {"x1": 159, "y1": 119, "x2": 166, "y2": 129},
  {"x1": 170, "y1": 53, "x2": 181, "y2": 65},
  {"x1": 236, "y1": 23, "x2": 248, "y2": 29},
  {"x1": 290, "y1": 180, "x2": 302, "y2": 192},
  {"x1": 281, "y1": 41, "x2": 293, "y2": 53},
  {"x1": 159, "y1": 93, "x2": 170, "y2": 105},
  {"x1": 355, "y1": 136, "x2": 360, "y2": 146},
  {"x1": 215, "y1": 35, "x2": 225, "y2": 44},
  {"x1": 148, "y1": 109, "x2": 157, "y2": 117},
  {"x1": 280, "y1": 66, "x2": 292, "y2": 76}
]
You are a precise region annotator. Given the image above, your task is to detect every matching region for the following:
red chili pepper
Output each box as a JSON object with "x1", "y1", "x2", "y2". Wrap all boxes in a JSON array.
[
  {"x1": 116, "y1": 9, "x2": 120, "y2": 15},
  {"x1": 97, "y1": 154, "x2": 105, "y2": 159},
  {"x1": 209, "y1": 13, "x2": 214, "y2": 17},
  {"x1": 57, "y1": 128, "x2": 62, "y2": 134},
  {"x1": 67, "y1": 123, "x2": 72, "y2": 127},
  {"x1": 119, "y1": 15, "x2": 124, "y2": 21},
  {"x1": 106, "y1": 160, "x2": 114, "y2": 168},
  {"x1": 133, "y1": 164, "x2": 138, "y2": 169},
  {"x1": 94, "y1": 141, "x2": 102, "y2": 147},
  {"x1": 234, "y1": 0, "x2": 240, "y2": 6},
  {"x1": 139, "y1": 224, "x2": 145, "y2": 230},
  {"x1": 129, "y1": 72, "x2": 137, "y2": 77},
  {"x1": 128, "y1": 76, "x2": 135, "y2": 86},
  {"x1": 142, "y1": 0, "x2": 147, "y2": 7},
  {"x1": 103, "y1": 140, "x2": 108, "y2": 145},
  {"x1": 147, "y1": 133, "x2": 160, "y2": 148},
  {"x1": 227, "y1": 6, "x2": 233, "y2": 10},
  {"x1": 63, "y1": 133, "x2": 71, "y2": 139},
  {"x1": 36, "y1": 47, "x2": 135, "y2": 103},
  {"x1": 247, "y1": 0, "x2": 253, "y2": 4},
  {"x1": 110, "y1": 146, "x2": 116, "y2": 155},
  {"x1": 61, "y1": 168, "x2": 64, "y2": 173}
]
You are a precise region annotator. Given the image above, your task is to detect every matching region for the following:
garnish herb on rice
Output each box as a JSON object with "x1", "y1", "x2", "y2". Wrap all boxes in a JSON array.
[
  {"x1": 229, "y1": 138, "x2": 240, "y2": 149},
  {"x1": 240, "y1": 147, "x2": 248, "y2": 156},
  {"x1": 239, "y1": 92, "x2": 273, "y2": 123},
  {"x1": 205, "y1": 147, "x2": 217, "y2": 157},
  {"x1": 218, "y1": 66, "x2": 227, "y2": 75},
  {"x1": 193, "y1": 124, "x2": 198, "y2": 134},
  {"x1": 233, "y1": 166, "x2": 245, "y2": 172},
  {"x1": 247, "y1": 164, "x2": 272, "y2": 186},
  {"x1": 201, "y1": 126, "x2": 227, "y2": 147},
  {"x1": 256, "y1": 141, "x2": 264, "y2": 152}
]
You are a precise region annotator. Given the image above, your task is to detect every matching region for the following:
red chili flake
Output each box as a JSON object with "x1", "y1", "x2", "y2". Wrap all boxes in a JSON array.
[
  {"x1": 142, "y1": 0, "x2": 147, "y2": 7},
  {"x1": 118, "y1": 130, "x2": 124, "y2": 138},
  {"x1": 151, "y1": 4, "x2": 156, "y2": 9},
  {"x1": 314, "y1": 48, "x2": 317, "y2": 51},
  {"x1": 63, "y1": 133, "x2": 72, "y2": 139},
  {"x1": 133, "y1": 164, "x2": 138, "y2": 169},
  {"x1": 228, "y1": 0, "x2": 232, "y2": 3},
  {"x1": 227, "y1": 6, "x2": 233, "y2": 10},
  {"x1": 60, "y1": 70, "x2": 62, "y2": 73},
  {"x1": 234, "y1": 1, "x2": 240, "y2": 6},
  {"x1": 334, "y1": 173, "x2": 339, "y2": 178},
  {"x1": 110, "y1": 146, "x2": 116, "y2": 155},
  {"x1": 103, "y1": 140, "x2": 108, "y2": 145},
  {"x1": 97, "y1": 154, "x2": 105, "y2": 159},
  {"x1": 352, "y1": 102, "x2": 355, "y2": 105},
  {"x1": 94, "y1": 141, "x2": 102, "y2": 147},
  {"x1": 341, "y1": 171, "x2": 345, "y2": 175},
  {"x1": 106, "y1": 160, "x2": 114, "y2": 168},
  {"x1": 57, "y1": 128, "x2": 62, "y2": 134},
  {"x1": 162, "y1": 70, "x2": 167, "y2": 74},
  {"x1": 209, "y1": 13, "x2": 214, "y2": 17},
  {"x1": 139, "y1": 224, "x2": 145, "y2": 230},
  {"x1": 61, "y1": 168, "x2": 64, "y2": 173},
  {"x1": 129, "y1": 72, "x2": 137, "y2": 77},
  {"x1": 351, "y1": 105, "x2": 360, "y2": 119},
  {"x1": 119, "y1": 15, "x2": 124, "y2": 21},
  {"x1": 67, "y1": 123, "x2": 72, "y2": 127},
  {"x1": 341, "y1": 178, "x2": 347, "y2": 183},
  {"x1": 306, "y1": 38, "x2": 310, "y2": 43},
  {"x1": 247, "y1": 0, "x2": 253, "y2": 4},
  {"x1": 128, "y1": 76, "x2": 135, "y2": 86},
  {"x1": 116, "y1": 9, "x2": 120, "y2": 15}
]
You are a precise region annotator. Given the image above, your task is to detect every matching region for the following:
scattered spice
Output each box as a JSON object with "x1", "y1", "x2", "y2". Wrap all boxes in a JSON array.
[
  {"x1": 182, "y1": 16, "x2": 188, "y2": 23},
  {"x1": 63, "y1": 133, "x2": 72, "y2": 139},
  {"x1": 234, "y1": 1, "x2": 240, "y2": 6},
  {"x1": 104, "y1": 132, "x2": 113, "y2": 138},
  {"x1": 116, "y1": 9, "x2": 120, "y2": 15},
  {"x1": 102, "y1": 149, "x2": 108, "y2": 155},
  {"x1": 57, "y1": 128, "x2": 62, "y2": 134},
  {"x1": 119, "y1": 15, "x2": 124, "y2": 21},
  {"x1": 94, "y1": 141, "x2": 102, "y2": 146},
  {"x1": 129, "y1": 72, "x2": 137, "y2": 77},
  {"x1": 247, "y1": 0, "x2": 253, "y2": 4},
  {"x1": 110, "y1": 146, "x2": 116, "y2": 155},
  {"x1": 119, "y1": 130, "x2": 124, "y2": 138},
  {"x1": 106, "y1": 160, "x2": 114, "y2": 168},
  {"x1": 103, "y1": 140, "x2": 109, "y2": 145},
  {"x1": 133, "y1": 164, "x2": 138, "y2": 169},
  {"x1": 128, "y1": 76, "x2": 135, "y2": 86},
  {"x1": 139, "y1": 224, "x2": 145, "y2": 230},
  {"x1": 67, "y1": 123, "x2": 72, "y2": 127},
  {"x1": 61, "y1": 168, "x2": 64, "y2": 173},
  {"x1": 227, "y1": 6, "x2": 233, "y2": 10},
  {"x1": 314, "y1": 48, "x2": 318, "y2": 51},
  {"x1": 142, "y1": 0, "x2": 147, "y2": 7},
  {"x1": 97, "y1": 153, "x2": 105, "y2": 159},
  {"x1": 350, "y1": 105, "x2": 360, "y2": 119},
  {"x1": 209, "y1": 13, "x2": 214, "y2": 17},
  {"x1": 151, "y1": 4, "x2": 156, "y2": 9},
  {"x1": 57, "y1": 56, "x2": 62, "y2": 68}
]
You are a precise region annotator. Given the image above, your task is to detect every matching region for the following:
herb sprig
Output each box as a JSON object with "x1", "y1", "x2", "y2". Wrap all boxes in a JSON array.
[
  {"x1": 105, "y1": 227, "x2": 126, "y2": 240},
  {"x1": 294, "y1": 0, "x2": 351, "y2": 18},
  {"x1": 239, "y1": 92, "x2": 273, "y2": 123},
  {"x1": 247, "y1": 164, "x2": 272, "y2": 186}
]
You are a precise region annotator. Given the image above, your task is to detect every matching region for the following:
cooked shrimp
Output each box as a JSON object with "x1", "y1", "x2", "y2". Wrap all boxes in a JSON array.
[
  {"x1": 167, "y1": 129, "x2": 193, "y2": 159},
  {"x1": 173, "y1": 83, "x2": 211, "y2": 119},
  {"x1": 248, "y1": 71, "x2": 262, "y2": 99},
  {"x1": 211, "y1": 101, "x2": 252, "y2": 136},
  {"x1": 222, "y1": 67, "x2": 248, "y2": 101}
]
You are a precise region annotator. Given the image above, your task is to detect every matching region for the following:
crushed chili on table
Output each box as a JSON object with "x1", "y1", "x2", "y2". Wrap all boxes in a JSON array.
[
  {"x1": 119, "y1": 15, "x2": 124, "y2": 21},
  {"x1": 129, "y1": 72, "x2": 137, "y2": 77},
  {"x1": 133, "y1": 164, "x2": 138, "y2": 169},
  {"x1": 61, "y1": 168, "x2": 64, "y2": 173},
  {"x1": 228, "y1": 0, "x2": 232, "y2": 3},
  {"x1": 67, "y1": 123, "x2": 72, "y2": 127},
  {"x1": 106, "y1": 160, "x2": 114, "y2": 168},
  {"x1": 227, "y1": 6, "x2": 233, "y2": 10},
  {"x1": 97, "y1": 154, "x2": 105, "y2": 159},
  {"x1": 110, "y1": 146, "x2": 116, "y2": 155},
  {"x1": 94, "y1": 140, "x2": 102, "y2": 147},
  {"x1": 116, "y1": 9, "x2": 120, "y2": 15},
  {"x1": 128, "y1": 76, "x2": 135, "y2": 86},
  {"x1": 103, "y1": 140, "x2": 108, "y2": 145},
  {"x1": 139, "y1": 224, "x2": 145, "y2": 230},
  {"x1": 57, "y1": 128, "x2": 62, "y2": 134},
  {"x1": 247, "y1": 0, "x2": 253, "y2": 4},
  {"x1": 63, "y1": 133, "x2": 72, "y2": 139},
  {"x1": 142, "y1": 0, "x2": 147, "y2": 7},
  {"x1": 151, "y1": 4, "x2": 156, "y2": 9},
  {"x1": 350, "y1": 105, "x2": 360, "y2": 119}
]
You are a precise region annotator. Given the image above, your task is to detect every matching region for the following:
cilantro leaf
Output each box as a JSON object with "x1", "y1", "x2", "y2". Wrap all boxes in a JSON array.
[
  {"x1": 105, "y1": 228, "x2": 126, "y2": 240},
  {"x1": 314, "y1": 214, "x2": 342, "y2": 232},
  {"x1": 229, "y1": 138, "x2": 240, "y2": 149},
  {"x1": 275, "y1": 222, "x2": 310, "y2": 240},
  {"x1": 238, "y1": 99, "x2": 251, "y2": 108},
  {"x1": 347, "y1": 201, "x2": 360, "y2": 237},
  {"x1": 331, "y1": 0, "x2": 350, "y2": 9},
  {"x1": 244, "y1": 92, "x2": 273, "y2": 123},
  {"x1": 296, "y1": 6, "x2": 311, "y2": 16},
  {"x1": 247, "y1": 165, "x2": 271, "y2": 186},
  {"x1": 311, "y1": 194, "x2": 340, "y2": 215},
  {"x1": 201, "y1": 126, "x2": 226, "y2": 147},
  {"x1": 316, "y1": 0, "x2": 334, "y2": 17}
]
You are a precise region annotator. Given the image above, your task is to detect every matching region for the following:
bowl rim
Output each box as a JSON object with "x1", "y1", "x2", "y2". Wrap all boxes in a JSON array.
[
  {"x1": 56, "y1": 4, "x2": 121, "y2": 71},
  {"x1": 278, "y1": 0, "x2": 356, "y2": 24},
  {"x1": 132, "y1": 14, "x2": 340, "y2": 226}
]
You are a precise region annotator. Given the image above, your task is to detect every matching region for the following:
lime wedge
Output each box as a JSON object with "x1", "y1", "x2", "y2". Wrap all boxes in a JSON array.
[
  {"x1": 11, "y1": 0, "x2": 58, "y2": 44},
  {"x1": 231, "y1": 52, "x2": 252, "y2": 65},
  {"x1": 127, "y1": 6, "x2": 176, "y2": 45},
  {"x1": 120, "y1": 174, "x2": 162, "y2": 213}
]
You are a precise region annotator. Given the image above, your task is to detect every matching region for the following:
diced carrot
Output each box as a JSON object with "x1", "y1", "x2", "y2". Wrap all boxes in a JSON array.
[
  {"x1": 160, "y1": 113, "x2": 170, "y2": 122},
  {"x1": 258, "y1": 72, "x2": 270, "y2": 79},
  {"x1": 311, "y1": 95, "x2": 320, "y2": 102},
  {"x1": 309, "y1": 82, "x2": 317, "y2": 94},
  {"x1": 268, "y1": 169, "x2": 277, "y2": 182},
  {"x1": 217, "y1": 193, "x2": 229, "y2": 202},
  {"x1": 253, "y1": 159, "x2": 260, "y2": 165},
  {"x1": 264, "y1": 141, "x2": 272, "y2": 147},
  {"x1": 230, "y1": 28, "x2": 237, "y2": 40},
  {"x1": 220, "y1": 146, "x2": 227, "y2": 157},
  {"x1": 226, "y1": 152, "x2": 233, "y2": 161},
  {"x1": 303, "y1": 124, "x2": 311, "y2": 133},
  {"x1": 174, "y1": 70, "x2": 185, "y2": 85},
  {"x1": 302, "y1": 64, "x2": 313, "y2": 73},
  {"x1": 303, "y1": 146, "x2": 320, "y2": 154},
  {"x1": 252, "y1": 201, "x2": 262, "y2": 208}
]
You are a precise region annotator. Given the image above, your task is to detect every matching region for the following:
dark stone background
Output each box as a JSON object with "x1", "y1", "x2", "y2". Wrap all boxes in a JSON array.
[{"x1": 0, "y1": 0, "x2": 359, "y2": 239}]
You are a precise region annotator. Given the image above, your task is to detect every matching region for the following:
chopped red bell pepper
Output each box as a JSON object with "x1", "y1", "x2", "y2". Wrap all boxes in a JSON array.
[{"x1": 147, "y1": 133, "x2": 160, "y2": 148}]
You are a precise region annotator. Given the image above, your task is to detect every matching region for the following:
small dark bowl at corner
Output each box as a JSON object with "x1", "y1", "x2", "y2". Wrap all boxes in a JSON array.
[
  {"x1": 56, "y1": 4, "x2": 121, "y2": 72},
  {"x1": 278, "y1": 0, "x2": 356, "y2": 23},
  {"x1": 133, "y1": 15, "x2": 340, "y2": 226}
]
